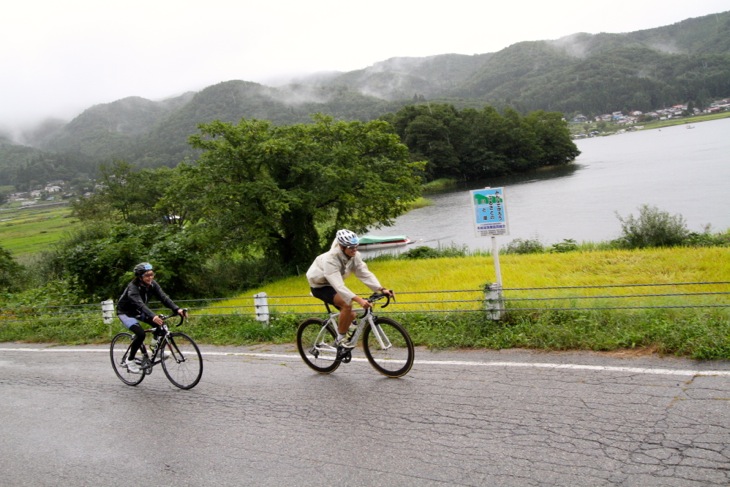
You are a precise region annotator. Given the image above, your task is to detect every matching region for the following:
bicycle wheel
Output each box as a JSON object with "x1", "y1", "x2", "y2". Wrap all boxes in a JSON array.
[
  {"x1": 110, "y1": 332, "x2": 146, "y2": 386},
  {"x1": 296, "y1": 318, "x2": 341, "y2": 374},
  {"x1": 363, "y1": 317, "x2": 414, "y2": 378},
  {"x1": 161, "y1": 332, "x2": 203, "y2": 390}
]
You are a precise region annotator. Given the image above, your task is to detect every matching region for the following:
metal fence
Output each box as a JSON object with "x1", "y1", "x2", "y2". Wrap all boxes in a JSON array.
[{"x1": 1, "y1": 281, "x2": 728, "y2": 325}]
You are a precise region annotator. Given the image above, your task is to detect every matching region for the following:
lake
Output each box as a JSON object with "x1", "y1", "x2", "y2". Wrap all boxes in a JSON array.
[{"x1": 365, "y1": 117, "x2": 730, "y2": 252}]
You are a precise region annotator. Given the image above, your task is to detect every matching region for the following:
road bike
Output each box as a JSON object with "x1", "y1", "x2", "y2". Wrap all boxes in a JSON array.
[
  {"x1": 296, "y1": 293, "x2": 414, "y2": 378},
  {"x1": 110, "y1": 309, "x2": 203, "y2": 389}
]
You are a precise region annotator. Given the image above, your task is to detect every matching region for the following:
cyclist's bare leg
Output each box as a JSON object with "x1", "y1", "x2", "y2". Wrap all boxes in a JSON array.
[{"x1": 333, "y1": 294, "x2": 357, "y2": 335}]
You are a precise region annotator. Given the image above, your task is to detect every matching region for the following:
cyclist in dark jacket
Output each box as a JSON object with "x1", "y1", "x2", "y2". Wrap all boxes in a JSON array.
[{"x1": 116, "y1": 262, "x2": 186, "y2": 373}]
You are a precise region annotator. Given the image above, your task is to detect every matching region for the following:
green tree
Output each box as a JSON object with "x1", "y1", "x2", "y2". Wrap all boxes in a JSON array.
[
  {"x1": 524, "y1": 110, "x2": 581, "y2": 166},
  {"x1": 183, "y1": 115, "x2": 425, "y2": 271},
  {"x1": 72, "y1": 161, "x2": 184, "y2": 226}
]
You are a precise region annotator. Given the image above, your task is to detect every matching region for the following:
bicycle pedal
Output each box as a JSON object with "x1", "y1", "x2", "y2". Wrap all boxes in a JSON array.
[{"x1": 338, "y1": 350, "x2": 352, "y2": 363}]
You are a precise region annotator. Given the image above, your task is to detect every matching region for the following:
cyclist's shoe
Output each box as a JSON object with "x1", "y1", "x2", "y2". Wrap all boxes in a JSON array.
[
  {"x1": 336, "y1": 336, "x2": 355, "y2": 349},
  {"x1": 124, "y1": 357, "x2": 141, "y2": 373}
]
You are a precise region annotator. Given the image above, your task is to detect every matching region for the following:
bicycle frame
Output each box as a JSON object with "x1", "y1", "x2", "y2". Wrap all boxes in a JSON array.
[
  {"x1": 139, "y1": 314, "x2": 185, "y2": 369},
  {"x1": 320, "y1": 307, "x2": 391, "y2": 351}
]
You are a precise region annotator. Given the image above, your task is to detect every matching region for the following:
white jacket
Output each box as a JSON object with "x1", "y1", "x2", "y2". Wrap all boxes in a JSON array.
[{"x1": 306, "y1": 239, "x2": 383, "y2": 305}]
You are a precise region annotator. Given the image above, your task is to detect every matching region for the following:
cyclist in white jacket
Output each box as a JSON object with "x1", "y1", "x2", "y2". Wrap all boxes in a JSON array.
[{"x1": 307, "y1": 229, "x2": 393, "y2": 348}]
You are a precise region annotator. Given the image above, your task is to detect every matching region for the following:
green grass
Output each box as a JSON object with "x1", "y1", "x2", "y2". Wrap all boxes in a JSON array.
[
  {"x1": 0, "y1": 204, "x2": 77, "y2": 261},
  {"x1": 215, "y1": 247, "x2": 730, "y2": 312},
  {"x1": 1, "y1": 246, "x2": 728, "y2": 359}
]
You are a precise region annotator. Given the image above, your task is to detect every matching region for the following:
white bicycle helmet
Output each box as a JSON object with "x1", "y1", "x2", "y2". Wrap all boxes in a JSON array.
[{"x1": 336, "y1": 229, "x2": 359, "y2": 247}]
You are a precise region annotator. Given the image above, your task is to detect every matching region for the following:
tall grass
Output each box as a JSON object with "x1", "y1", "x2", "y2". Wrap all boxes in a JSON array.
[{"x1": 222, "y1": 246, "x2": 729, "y2": 306}]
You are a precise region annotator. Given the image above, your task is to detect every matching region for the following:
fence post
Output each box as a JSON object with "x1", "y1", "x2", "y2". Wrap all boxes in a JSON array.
[
  {"x1": 101, "y1": 299, "x2": 115, "y2": 336},
  {"x1": 101, "y1": 299, "x2": 115, "y2": 324},
  {"x1": 254, "y1": 292, "x2": 270, "y2": 326},
  {"x1": 485, "y1": 283, "x2": 505, "y2": 320}
]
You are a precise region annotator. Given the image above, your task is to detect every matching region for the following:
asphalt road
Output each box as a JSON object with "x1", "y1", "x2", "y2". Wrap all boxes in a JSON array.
[{"x1": 1, "y1": 343, "x2": 729, "y2": 486}]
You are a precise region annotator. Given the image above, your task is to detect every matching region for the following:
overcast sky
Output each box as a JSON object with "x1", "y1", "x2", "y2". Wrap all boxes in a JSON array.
[{"x1": 2, "y1": 0, "x2": 729, "y2": 131}]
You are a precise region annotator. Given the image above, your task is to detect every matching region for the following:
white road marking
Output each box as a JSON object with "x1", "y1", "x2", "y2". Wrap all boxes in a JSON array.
[{"x1": 2, "y1": 347, "x2": 729, "y2": 377}]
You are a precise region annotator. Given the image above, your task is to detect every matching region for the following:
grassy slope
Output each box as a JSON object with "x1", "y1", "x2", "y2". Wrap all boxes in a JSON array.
[
  {"x1": 215, "y1": 247, "x2": 730, "y2": 313},
  {"x1": 0, "y1": 204, "x2": 76, "y2": 261}
]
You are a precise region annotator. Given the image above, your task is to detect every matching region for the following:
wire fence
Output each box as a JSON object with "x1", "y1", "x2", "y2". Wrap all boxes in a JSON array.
[{"x1": 2, "y1": 281, "x2": 727, "y2": 325}]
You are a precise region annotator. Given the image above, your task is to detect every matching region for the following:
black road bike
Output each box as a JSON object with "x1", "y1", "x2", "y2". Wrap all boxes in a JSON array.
[{"x1": 110, "y1": 309, "x2": 203, "y2": 389}]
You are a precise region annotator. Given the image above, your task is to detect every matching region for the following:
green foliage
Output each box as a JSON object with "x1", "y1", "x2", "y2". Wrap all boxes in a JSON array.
[
  {"x1": 387, "y1": 104, "x2": 580, "y2": 182},
  {"x1": 550, "y1": 239, "x2": 579, "y2": 253},
  {"x1": 502, "y1": 238, "x2": 545, "y2": 254},
  {"x1": 400, "y1": 245, "x2": 470, "y2": 260},
  {"x1": 183, "y1": 115, "x2": 426, "y2": 272},
  {"x1": 0, "y1": 245, "x2": 22, "y2": 291},
  {"x1": 615, "y1": 204, "x2": 690, "y2": 248},
  {"x1": 684, "y1": 227, "x2": 730, "y2": 247},
  {"x1": 46, "y1": 222, "x2": 213, "y2": 301},
  {"x1": 72, "y1": 161, "x2": 187, "y2": 226}
]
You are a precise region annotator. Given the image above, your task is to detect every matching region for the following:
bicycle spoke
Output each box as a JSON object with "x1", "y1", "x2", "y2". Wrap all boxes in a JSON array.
[
  {"x1": 110, "y1": 332, "x2": 145, "y2": 386},
  {"x1": 363, "y1": 317, "x2": 414, "y2": 378},
  {"x1": 161, "y1": 332, "x2": 203, "y2": 389},
  {"x1": 296, "y1": 318, "x2": 341, "y2": 374}
]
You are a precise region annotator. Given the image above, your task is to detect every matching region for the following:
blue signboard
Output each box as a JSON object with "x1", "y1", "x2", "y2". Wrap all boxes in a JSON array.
[{"x1": 470, "y1": 187, "x2": 508, "y2": 236}]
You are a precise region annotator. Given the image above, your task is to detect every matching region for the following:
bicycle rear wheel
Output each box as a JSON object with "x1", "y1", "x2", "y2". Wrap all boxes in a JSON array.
[
  {"x1": 110, "y1": 332, "x2": 146, "y2": 386},
  {"x1": 363, "y1": 317, "x2": 414, "y2": 378},
  {"x1": 161, "y1": 332, "x2": 203, "y2": 390},
  {"x1": 296, "y1": 318, "x2": 341, "y2": 374}
]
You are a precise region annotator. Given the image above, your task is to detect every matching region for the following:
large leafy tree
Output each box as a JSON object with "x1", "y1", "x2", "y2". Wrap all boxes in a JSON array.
[{"x1": 183, "y1": 115, "x2": 425, "y2": 271}]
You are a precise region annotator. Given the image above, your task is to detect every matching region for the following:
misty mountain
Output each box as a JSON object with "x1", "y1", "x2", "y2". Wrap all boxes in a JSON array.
[{"x1": 2, "y1": 10, "x2": 729, "y2": 182}]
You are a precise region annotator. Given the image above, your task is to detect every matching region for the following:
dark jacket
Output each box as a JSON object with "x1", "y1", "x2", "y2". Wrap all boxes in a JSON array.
[{"x1": 116, "y1": 278, "x2": 179, "y2": 320}]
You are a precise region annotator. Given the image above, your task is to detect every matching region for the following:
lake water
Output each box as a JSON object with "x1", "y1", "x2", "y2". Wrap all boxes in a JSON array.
[{"x1": 365, "y1": 117, "x2": 730, "y2": 252}]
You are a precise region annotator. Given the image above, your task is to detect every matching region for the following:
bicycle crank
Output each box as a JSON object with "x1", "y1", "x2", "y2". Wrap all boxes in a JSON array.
[{"x1": 337, "y1": 349, "x2": 352, "y2": 363}]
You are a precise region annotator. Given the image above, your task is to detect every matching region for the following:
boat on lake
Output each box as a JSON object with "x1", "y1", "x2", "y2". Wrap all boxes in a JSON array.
[{"x1": 358, "y1": 235, "x2": 413, "y2": 250}]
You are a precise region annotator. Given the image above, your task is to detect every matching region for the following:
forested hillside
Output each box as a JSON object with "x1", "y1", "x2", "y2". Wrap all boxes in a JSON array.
[{"x1": 1, "y1": 10, "x2": 728, "y2": 186}]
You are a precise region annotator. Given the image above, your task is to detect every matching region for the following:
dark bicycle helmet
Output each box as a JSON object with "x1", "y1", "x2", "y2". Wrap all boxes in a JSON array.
[
  {"x1": 133, "y1": 262, "x2": 154, "y2": 277},
  {"x1": 336, "y1": 229, "x2": 359, "y2": 247}
]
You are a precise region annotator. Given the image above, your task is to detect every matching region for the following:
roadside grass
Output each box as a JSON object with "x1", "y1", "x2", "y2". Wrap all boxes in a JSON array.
[
  {"x1": 2, "y1": 204, "x2": 728, "y2": 359},
  {"x1": 160, "y1": 246, "x2": 730, "y2": 359},
  {"x1": 213, "y1": 246, "x2": 730, "y2": 312}
]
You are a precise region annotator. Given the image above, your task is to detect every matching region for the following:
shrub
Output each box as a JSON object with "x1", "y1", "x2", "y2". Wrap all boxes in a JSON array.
[
  {"x1": 551, "y1": 239, "x2": 578, "y2": 253},
  {"x1": 615, "y1": 204, "x2": 689, "y2": 248},
  {"x1": 503, "y1": 238, "x2": 544, "y2": 254},
  {"x1": 401, "y1": 245, "x2": 469, "y2": 259}
]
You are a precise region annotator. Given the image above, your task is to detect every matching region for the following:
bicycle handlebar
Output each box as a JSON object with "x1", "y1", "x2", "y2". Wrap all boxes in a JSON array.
[
  {"x1": 157, "y1": 308, "x2": 188, "y2": 327},
  {"x1": 357, "y1": 291, "x2": 394, "y2": 318}
]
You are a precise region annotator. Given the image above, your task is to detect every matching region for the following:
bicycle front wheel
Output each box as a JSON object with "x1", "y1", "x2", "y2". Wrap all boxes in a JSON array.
[
  {"x1": 161, "y1": 332, "x2": 203, "y2": 390},
  {"x1": 110, "y1": 332, "x2": 145, "y2": 386},
  {"x1": 363, "y1": 317, "x2": 414, "y2": 378},
  {"x1": 296, "y1": 318, "x2": 341, "y2": 374}
]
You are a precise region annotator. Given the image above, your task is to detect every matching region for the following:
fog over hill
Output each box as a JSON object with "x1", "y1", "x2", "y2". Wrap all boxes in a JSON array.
[{"x1": 0, "y1": 10, "x2": 728, "y2": 181}]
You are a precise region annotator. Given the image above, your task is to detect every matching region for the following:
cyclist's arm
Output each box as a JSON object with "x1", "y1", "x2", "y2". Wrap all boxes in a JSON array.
[
  {"x1": 352, "y1": 256, "x2": 386, "y2": 295},
  {"x1": 151, "y1": 282, "x2": 180, "y2": 315}
]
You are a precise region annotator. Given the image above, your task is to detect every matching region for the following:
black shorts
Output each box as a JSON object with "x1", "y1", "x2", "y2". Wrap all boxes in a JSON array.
[{"x1": 310, "y1": 286, "x2": 339, "y2": 308}]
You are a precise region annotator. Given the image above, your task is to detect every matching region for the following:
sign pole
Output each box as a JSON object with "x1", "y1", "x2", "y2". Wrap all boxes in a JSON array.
[
  {"x1": 491, "y1": 235, "x2": 502, "y2": 288},
  {"x1": 470, "y1": 187, "x2": 508, "y2": 320}
]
